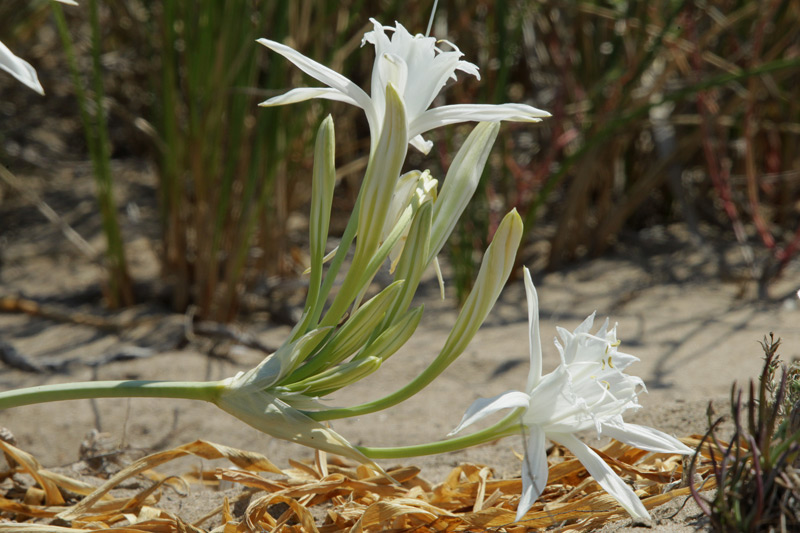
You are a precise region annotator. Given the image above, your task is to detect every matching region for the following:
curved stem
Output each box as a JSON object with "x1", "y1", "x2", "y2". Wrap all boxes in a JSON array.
[
  {"x1": 357, "y1": 410, "x2": 523, "y2": 459},
  {"x1": 0, "y1": 380, "x2": 223, "y2": 410},
  {"x1": 308, "y1": 361, "x2": 444, "y2": 421}
]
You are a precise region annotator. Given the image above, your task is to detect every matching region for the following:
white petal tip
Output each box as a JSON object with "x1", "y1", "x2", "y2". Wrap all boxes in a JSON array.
[
  {"x1": 677, "y1": 443, "x2": 696, "y2": 455},
  {"x1": 630, "y1": 513, "x2": 652, "y2": 525},
  {"x1": 17, "y1": 76, "x2": 44, "y2": 95},
  {"x1": 409, "y1": 134, "x2": 433, "y2": 154}
]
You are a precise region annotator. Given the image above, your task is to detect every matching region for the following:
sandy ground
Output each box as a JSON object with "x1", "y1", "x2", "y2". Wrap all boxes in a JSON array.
[{"x1": 1, "y1": 164, "x2": 799, "y2": 531}]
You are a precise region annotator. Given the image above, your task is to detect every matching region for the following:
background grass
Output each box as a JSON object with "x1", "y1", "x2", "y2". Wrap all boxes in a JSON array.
[{"x1": 1, "y1": 0, "x2": 798, "y2": 311}]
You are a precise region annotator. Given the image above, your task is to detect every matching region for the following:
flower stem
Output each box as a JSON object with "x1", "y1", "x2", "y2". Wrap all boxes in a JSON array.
[
  {"x1": 308, "y1": 360, "x2": 447, "y2": 421},
  {"x1": 356, "y1": 410, "x2": 523, "y2": 459},
  {"x1": 0, "y1": 380, "x2": 223, "y2": 410}
]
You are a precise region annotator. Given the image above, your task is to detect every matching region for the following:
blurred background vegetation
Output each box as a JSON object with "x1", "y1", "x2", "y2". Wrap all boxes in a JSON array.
[{"x1": 0, "y1": 0, "x2": 798, "y2": 320}]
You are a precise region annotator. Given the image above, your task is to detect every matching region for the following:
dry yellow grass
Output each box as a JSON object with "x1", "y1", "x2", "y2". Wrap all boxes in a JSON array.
[{"x1": 0, "y1": 436, "x2": 719, "y2": 532}]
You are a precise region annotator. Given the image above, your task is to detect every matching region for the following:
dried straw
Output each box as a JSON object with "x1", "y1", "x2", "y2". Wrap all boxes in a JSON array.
[{"x1": 0, "y1": 436, "x2": 718, "y2": 532}]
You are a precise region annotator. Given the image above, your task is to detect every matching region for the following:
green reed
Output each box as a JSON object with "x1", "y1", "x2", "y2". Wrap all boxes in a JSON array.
[{"x1": 52, "y1": 0, "x2": 134, "y2": 307}]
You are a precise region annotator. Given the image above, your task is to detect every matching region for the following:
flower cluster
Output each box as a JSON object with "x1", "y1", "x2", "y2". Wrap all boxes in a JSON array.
[{"x1": 0, "y1": 14, "x2": 693, "y2": 525}]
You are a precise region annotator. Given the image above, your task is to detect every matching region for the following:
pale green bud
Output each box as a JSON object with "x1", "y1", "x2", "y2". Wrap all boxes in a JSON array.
[
  {"x1": 437, "y1": 209, "x2": 523, "y2": 366},
  {"x1": 308, "y1": 115, "x2": 336, "y2": 272},
  {"x1": 383, "y1": 200, "x2": 432, "y2": 326},
  {"x1": 429, "y1": 122, "x2": 500, "y2": 265},
  {"x1": 282, "y1": 356, "x2": 382, "y2": 397},
  {"x1": 294, "y1": 116, "x2": 336, "y2": 341},
  {"x1": 354, "y1": 83, "x2": 408, "y2": 263},
  {"x1": 320, "y1": 84, "x2": 408, "y2": 328},
  {"x1": 286, "y1": 280, "x2": 406, "y2": 383},
  {"x1": 355, "y1": 305, "x2": 424, "y2": 362}
]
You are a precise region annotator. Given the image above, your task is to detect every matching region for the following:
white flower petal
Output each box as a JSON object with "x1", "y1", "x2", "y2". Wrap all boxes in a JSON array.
[
  {"x1": 455, "y1": 58, "x2": 480, "y2": 80},
  {"x1": 600, "y1": 421, "x2": 694, "y2": 455},
  {"x1": 409, "y1": 103, "x2": 550, "y2": 138},
  {"x1": 608, "y1": 350, "x2": 641, "y2": 372},
  {"x1": 448, "y1": 390, "x2": 530, "y2": 436},
  {"x1": 596, "y1": 317, "x2": 610, "y2": 339},
  {"x1": 377, "y1": 53, "x2": 408, "y2": 98},
  {"x1": 259, "y1": 87, "x2": 361, "y2": 107},
  {"x1": 516, "y1": 425, "x2": 549, "y2": 522},
  {"x1": 574, "y1": 312, "x2": 596, "y2": 336},
  {"x1": 524, "y1": 267, "x2": 543, "y2": 390},
  {"x1": 257, "y1": 38, "x2": 373, "y2": 119},
  {"x1": 524, "y1": 366, "x2": 589, "y2": 431},
  {"x1": 409, "y1": 134, "x2": 433, "y2": 154},
  {"x1": 0, "y1": 41, "x2": 44, "y2": 94},
  {"x1": 554, "y1": 432, "x2": 650, "y2": 521},
  {"x1": 406, "y1": 51, "x2": 462, "y2": 116}
]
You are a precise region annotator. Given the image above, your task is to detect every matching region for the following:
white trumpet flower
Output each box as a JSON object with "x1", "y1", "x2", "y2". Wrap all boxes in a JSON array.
[
  {"x1": 258, "y1": 19, "x2": 549, "y2": 154},
  {"x1": 0, "y1": 0, "x2": 78, "y2": 94},
  {"x1": 449, "y1": 267, "x2": 693, "y2": 522}
]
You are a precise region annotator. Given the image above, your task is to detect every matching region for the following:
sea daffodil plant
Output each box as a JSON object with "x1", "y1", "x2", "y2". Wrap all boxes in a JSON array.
[{"x1": 0, "y1": 16, "x2": 694, "y2": 524}]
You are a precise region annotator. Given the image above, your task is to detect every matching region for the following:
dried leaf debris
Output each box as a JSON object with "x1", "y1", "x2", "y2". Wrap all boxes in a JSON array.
[{"x1": 0, "y1": 435, "x2": 717, "y2": 532}]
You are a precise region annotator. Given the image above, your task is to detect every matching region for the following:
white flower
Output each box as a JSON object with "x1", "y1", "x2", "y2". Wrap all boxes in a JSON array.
[
  {"x1": 258, "y1": 19, "x2": 549, "y2": 154},
  {"x1": 0, "y1": 0, "x2": 78, "y2": 95},
  {"x1": 450, "y1": 267, "x2": 693, "y2": 522}
]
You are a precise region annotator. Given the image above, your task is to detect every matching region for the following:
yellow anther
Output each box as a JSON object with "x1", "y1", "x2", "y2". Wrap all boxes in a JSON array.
[{"x1": 605, "y1": 340, "x2": 621, "y2": 354}]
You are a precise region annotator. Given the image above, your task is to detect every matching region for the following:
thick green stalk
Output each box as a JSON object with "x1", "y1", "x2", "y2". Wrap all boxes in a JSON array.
[
  {"x1": 0, "y1": 381, "x2": 223, "y2": 410},
  {"x1": 357, "y1": 410, "x2": 523, "y2": 459}
]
